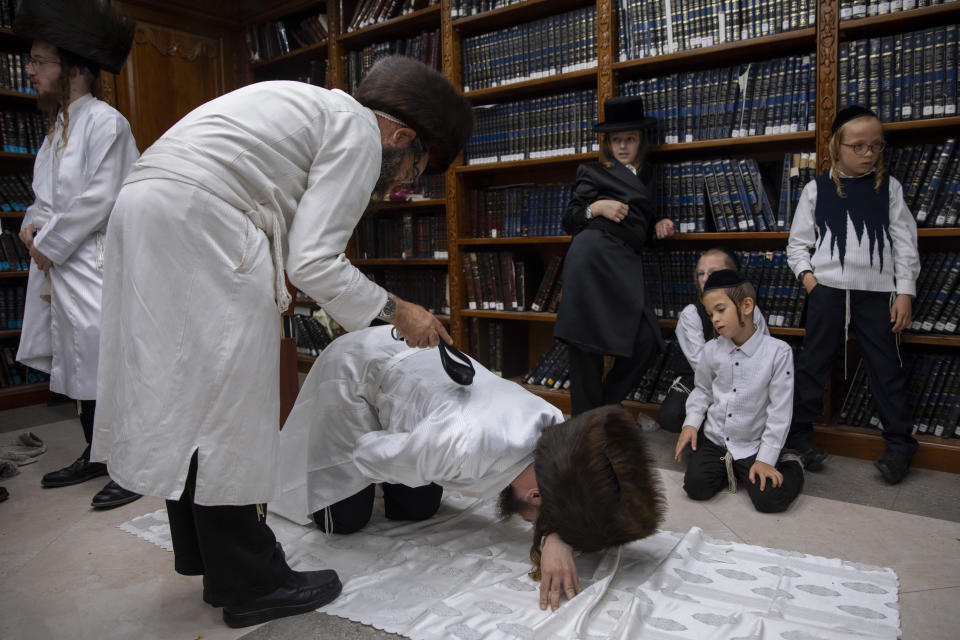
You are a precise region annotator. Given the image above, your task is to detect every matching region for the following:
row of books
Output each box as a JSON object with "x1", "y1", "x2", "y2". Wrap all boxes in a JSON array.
[
  {"x1": 617, "y1": 0, "x2": 816, "y2": 62},
  {"x1": 467, "y1": 184, "x2": 571, "y2": 238},
  {"x1": 839, "y1": 353, "x2": 959, "y2": 439},
  {"x1": 619, "y1": 52, "x2": 817, "y2": 145},
  {"x1": 642, "y1": 249, "x2": 805, "y2": 328},
  {"x1": 451, "y1": 1, "x2": 525, "y2": 19},
  {"x1": 0, "y1": 346, "x2": 47, "y2": 389},
  {"x1": 460, "y1": 6, "x2": 596, "y2": 92},
  {"x1": 776, "y1": 152, "x2": 817, "y2": 231},
  {"x1": 355, "y1": 213, "x2": 447, "y2": 260},
  {"x1": 0, "y1": 52, "x2": 35, "y2": 96},
  {"x1": 293, "y1": 312, "x2": 333, "y2": 357},
  {"x1": 0, "y1": 173, "x2": 33, "y2": 212},
  {"x1": 245, "y1": 12, "x2": 329, "y2": 63},
  {"x1": 0, "y1": 282, "x2": 23, "y2": 328},
  {"x1": 1, "y1": 110, "x2": 44, "y2": 154},
  {"x1": 0, "y1": 0, "x2": 15, "y2": 30},
  {"x1": 467, "y1": 318, "x2": 506, "y2": 376},
  {"x1": 344, "y1": 30, "x2": 441, "y2": 93},
  {"x1": 837, "y1": 25, "x2": 958, "y2": 124},
  {"x1": 466, "y1": 88, "x2": 598, "y2": 164},
  {"x1": 370, "y1": 268, "x2": 450, "y2": 315},
  {"x1": 886, "y1": 140, "x2": 959, "y2": 228},
  {"x1": 840, "y1": 0, "x2": 955, "y2": 21},
  {"x1": 347, "y1": 0, "x2": 433, "y2": 33},
  {"x1": 523, "y1": 339, "x2": 570, "y2": 390},
  {"x1": 655, "y1": 157, "x2": 779, "y2": 234},
  {"x1": 460, "y1": 250, "x2": 565, "y2": 313},
  {"x1": 912, "y1": 252, "x2": 960, "y2": 335},
  {"x1": 0, "y1": 230, "x2": 29, "y2": 272},
  {"x1": 292, "y1": 59, "x2": 329, "y2": 88}
]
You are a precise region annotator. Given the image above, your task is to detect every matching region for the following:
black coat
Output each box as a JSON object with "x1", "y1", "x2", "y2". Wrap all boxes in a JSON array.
[{"x1": 555, "y1": 161, "x2": 666, "y2": 357}]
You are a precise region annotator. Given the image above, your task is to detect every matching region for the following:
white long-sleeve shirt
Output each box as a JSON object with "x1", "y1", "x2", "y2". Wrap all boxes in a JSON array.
[
  {"x1": 786, "y1": 172, "x2": 920, "y2": 296},
  {"x1": 272, "y1": 326, "x2": 564, "y2": 522},
  {"x1": 676, "y1": 304, "x2": 769, "y2": 371},
  {"x1": 683, "y1": 329, "x2": 794, "y2": 466}
]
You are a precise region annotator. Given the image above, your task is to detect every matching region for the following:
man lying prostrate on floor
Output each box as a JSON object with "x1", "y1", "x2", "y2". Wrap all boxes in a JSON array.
[{"x1": 273, "y1": 325, "x2": 665, "y2": 611}]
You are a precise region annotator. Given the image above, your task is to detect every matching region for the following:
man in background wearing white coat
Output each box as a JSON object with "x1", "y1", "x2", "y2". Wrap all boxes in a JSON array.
[
  {"x1": 15, "y1": 0, "x2": 140, "y2": 509},
  {"x1": 91, "y1": 56, "x2": 474, "y2": 628}
]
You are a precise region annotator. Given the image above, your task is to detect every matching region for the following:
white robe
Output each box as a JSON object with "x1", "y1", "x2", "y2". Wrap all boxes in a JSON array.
[
  {"x1": 272, "y1": 326, "x2": 564, "y2": 524},
  {"x1": 92, "y1": 83, "x2": 392, "y2": 505},
  {"x1": 16, "y1": 94, "x2": 138, "y2": 400}
]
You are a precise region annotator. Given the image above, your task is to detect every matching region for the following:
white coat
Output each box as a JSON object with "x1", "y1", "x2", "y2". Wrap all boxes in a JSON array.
[
  {"x1": 92, "y1": 83, "x2": 392, "y2": 506},
  {"x1": 271, "y1": 326, "x2": 564, "y2": 524},
  {"x1": 16, "y1": 94, "x2": 138, "y2": 400}
]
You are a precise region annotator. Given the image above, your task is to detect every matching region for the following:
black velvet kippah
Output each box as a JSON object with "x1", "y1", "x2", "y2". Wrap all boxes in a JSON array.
[
  {"x1": 703, "y1": 269, "x2": 746, "y2": 292},
  {"x1": 831, "y1": 105, "x2": 878, "y2": 135}
]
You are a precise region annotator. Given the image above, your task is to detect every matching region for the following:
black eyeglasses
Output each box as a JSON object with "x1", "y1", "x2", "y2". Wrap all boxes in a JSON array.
[
  {"x1": 25, "y1": 55, "x2": 61, "y2": 68},
  {"x1": 841, "y1": 141, "x2": 886, "y2": 156}
]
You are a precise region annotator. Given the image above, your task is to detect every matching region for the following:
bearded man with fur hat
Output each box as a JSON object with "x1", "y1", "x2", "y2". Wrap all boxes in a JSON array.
[
  {"x1": 14, "y1": 0, "x2": 140, "y2": 508},
  {"x1": 90, "y1": 56, "x2": 474, "y2": 627},
  {"x1": 273, "y1": 325, "x2": 665, "y2": 613}
]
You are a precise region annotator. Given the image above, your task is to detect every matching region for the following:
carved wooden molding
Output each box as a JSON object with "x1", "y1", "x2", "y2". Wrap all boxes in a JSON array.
[
  {"x1": 816, "y1": 0, "x2": 839, "y2": 173},
  {"x1": 97, "y1": 73, "x2": 117, "y2": 107},
  {"x1": 597, "y1": 0, "x2": 614, "y2": 105},
  {"x1": 134, "y1": 25, "x2": 219, "y2": 61}
]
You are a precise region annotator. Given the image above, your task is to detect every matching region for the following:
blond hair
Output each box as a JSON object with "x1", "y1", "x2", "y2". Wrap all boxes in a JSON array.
[{"x1": 828, "y1": 115, "x2": 886, "y2": 197}]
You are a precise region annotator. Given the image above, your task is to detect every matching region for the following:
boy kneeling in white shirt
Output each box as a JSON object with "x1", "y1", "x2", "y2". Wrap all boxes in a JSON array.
[{"x1": 674, "y1": 270, "x2": 804, "y2": 513}]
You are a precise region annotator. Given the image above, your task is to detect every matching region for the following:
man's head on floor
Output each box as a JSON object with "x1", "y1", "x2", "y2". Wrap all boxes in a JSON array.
[{"x1": 499, "y1": 405, "x2": 666, "y2": 578}]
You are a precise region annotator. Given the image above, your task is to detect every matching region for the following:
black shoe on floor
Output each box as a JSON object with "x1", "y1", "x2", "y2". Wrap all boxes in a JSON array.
[
  {"x1": 222, "y1": 569, "x2": 342, "y2": 628},
  {"x1": 41, "y1": 457, "x2": 108, "y2": 488},
  {"x1": 790, "y1": 441, "x2": 827, "y2": 472},
  {"x1": 91, "y1": 480, "x2": 142, "y2": 509},
  {"x1": 874, "y1": 449, "x2": 911, "y2": 485},
  {"x1": 0, "y1": 486, "x2": 7, "y2": 502}
]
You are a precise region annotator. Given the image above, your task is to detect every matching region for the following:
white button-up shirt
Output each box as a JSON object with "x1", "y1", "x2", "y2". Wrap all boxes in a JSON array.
[{"x1": 684, "y1": 329, "x2": 794, "y2": 466}]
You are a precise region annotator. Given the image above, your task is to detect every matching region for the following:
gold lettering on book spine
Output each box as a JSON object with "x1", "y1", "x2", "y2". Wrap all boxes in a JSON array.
[{"x1": 816, "y1": 0, "x2": 839, "y2": 173}]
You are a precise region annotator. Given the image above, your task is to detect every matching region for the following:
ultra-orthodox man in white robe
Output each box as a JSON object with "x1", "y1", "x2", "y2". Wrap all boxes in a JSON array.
[
  {"x1": 17, "y1": 94, "x2": 139, "y2": 400},
  {"x1": 92, "y1": 82, "x2": 399, "y2": 505},
  {"x1": 272, "y1": 325, "x2": 564, "y2": 523}
]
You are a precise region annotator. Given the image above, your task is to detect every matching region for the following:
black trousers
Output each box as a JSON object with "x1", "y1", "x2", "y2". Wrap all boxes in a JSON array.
[
  {"x1": 165, "y1": 452, "x2": 292, "y2": 607},
  {"x1": 567, "y1": 317, "x2": 660, "y2": 416},
  {"x1": 657, "y1": 373, "x2": 694, "y2": 433},
  {"x1": 312, "y1": 482, "x2": 444, "y2": 534},
  {"x1": 683, "y1": 433, "x2": 804, "y2": 513},
  {"x1": 78, "y1": 399, "x2": 96, "y2": 460},
  {"x1": 789, "y1": 285, "x2": 918, "y2": 456}
]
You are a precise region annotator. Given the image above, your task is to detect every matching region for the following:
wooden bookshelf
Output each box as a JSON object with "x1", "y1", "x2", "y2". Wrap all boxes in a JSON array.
[
  {"x1": 0, "y1": 271, "x2": 28, "y2": 278},
  {"x1": 375, "y1": 198, "x2": 446, "y2": 209},
  {"x1": 0, "y1": 89, "x2": 36, "y2": 104},
  {"x1": 0, "y1": 382, "x2": 50, "y2": 411},
  {"x1": 249, "y1": 40, "x2": 328, "y2": 71},
  {"x1": 352, "y1": 258, "x2": 448, "y2": 266},
  {"x1": 240, "y1": 0, "x2": 960, "y2": 472},
  {"x1": 0, "y1": 329, "x2": 21, "y2": 338},
  {"x1": 613, "y1": 27, "x2": 817, "y2": 79}
]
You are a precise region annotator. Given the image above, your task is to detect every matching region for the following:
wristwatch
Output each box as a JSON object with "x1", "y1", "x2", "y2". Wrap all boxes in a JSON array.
[
  {"x1": 797, "y1": 270, "x2": 813, "y2": 285},
  {"x1": 378, "y1": 293, "x2": 397, "y2": 320},
  {"x1": 584, "y1": 205, "x2": 593, "y2": 220}
]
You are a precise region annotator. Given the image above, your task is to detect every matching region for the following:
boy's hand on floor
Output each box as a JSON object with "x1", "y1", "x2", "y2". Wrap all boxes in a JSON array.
[
  {"x1": 749, "y1": 460, "x2": 783, "y2": 491},
  {"x1": 675, "y1": 426, "x2": 698, "y2": 462},
  {"x1": 539, "y1": 533, "x2": 580, "y2": 611}
]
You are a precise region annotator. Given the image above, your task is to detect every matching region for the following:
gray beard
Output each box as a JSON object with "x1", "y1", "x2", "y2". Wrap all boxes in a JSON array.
[{"x1": 369, "y1": 143, "x2": 406, "y2": 207}]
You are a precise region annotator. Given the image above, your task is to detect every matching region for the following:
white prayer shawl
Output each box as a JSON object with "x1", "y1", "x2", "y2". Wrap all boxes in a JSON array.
[
  {"x1": 271, "y1": 326, "x2": 564, "y2": 524},
  {"x1": 16, "y1": 94, "x2": 138, "y2": 399},
  {"x1": 92, "y1": 83, "x2": 391, "y2": 506}
]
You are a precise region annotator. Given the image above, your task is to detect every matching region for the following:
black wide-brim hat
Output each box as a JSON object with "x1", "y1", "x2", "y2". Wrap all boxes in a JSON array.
[
  {"x1": 354, "y1": 56, "x2": 474, "y2": 175},
  {"x1": 594, "y1": 95, "x2": 657, "y2": 133},
  {"x1": 15, "y1": 0, "x2": 136, "y2": 75}
]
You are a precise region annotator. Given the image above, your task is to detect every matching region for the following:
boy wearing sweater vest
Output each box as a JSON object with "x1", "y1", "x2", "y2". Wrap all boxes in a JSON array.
[{"x1": 786, "y1": 105, "x2": 921, "y2": 484}]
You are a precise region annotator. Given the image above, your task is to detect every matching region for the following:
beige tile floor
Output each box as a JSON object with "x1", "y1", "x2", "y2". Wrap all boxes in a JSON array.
[{"x1": 1, "y1": 412, "x2": 958, "y2": 639}]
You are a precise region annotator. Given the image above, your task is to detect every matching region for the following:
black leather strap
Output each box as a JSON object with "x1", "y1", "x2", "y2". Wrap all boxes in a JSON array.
[{"x1": 438, "y1": 342, "x2": 475, "y2": 386}]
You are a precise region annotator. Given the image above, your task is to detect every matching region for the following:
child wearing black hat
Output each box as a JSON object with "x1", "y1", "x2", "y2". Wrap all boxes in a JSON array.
[
  {"x1": 786, "y1": 105, "x2": 920, "y2": 484},
  {"x1": 674, "y1": 270, "x2": 804, "y2": 513},
  {"x1": 555, "y1": 95, "x2": 676, "y2": 415}
]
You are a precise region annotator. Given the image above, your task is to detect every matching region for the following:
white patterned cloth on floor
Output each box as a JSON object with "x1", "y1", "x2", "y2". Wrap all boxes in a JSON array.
[{"x1": 120, "y1": 494, "x2": 900, "y2": 639}]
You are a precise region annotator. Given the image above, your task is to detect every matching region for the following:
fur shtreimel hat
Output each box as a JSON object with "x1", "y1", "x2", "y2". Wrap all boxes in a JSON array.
[
  {"x1": 534, "y1": 406, "x2": 665, "y2": 553},
  {"x1": 15, "y1": 0, "x2": 136, "y2": 75},
  {"x1": 353, "y1": 56, "x2": 474, "y2": 175}
]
